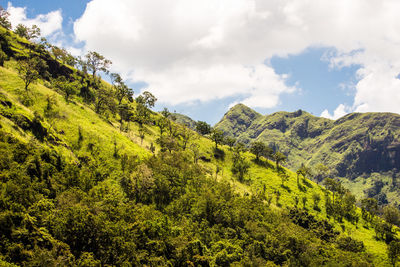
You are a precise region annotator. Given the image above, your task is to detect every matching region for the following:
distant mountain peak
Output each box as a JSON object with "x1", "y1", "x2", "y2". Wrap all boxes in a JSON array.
[
  {"x1": 171, "y1": 112, "x2": 196, "y2": 129},
  {"x1": 215, "y1": 103, "x2": 261, "y2": 137}
]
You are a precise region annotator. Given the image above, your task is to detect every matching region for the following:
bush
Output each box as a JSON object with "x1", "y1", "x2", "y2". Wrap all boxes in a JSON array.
[
  {"x1": 213, "y1": 147, "x2": 225, "y2": 160},
  {"x1": 336, "y1": 236, "x2": 365, "y2": 253}
]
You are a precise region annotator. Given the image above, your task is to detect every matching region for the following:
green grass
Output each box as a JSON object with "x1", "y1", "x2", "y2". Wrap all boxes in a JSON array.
[{"x1": 0, "y1": 62, "x2": 150, "y2": 161}]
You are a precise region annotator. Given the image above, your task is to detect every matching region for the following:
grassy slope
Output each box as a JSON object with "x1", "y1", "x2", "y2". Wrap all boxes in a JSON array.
[{"x1": 0, "y1": 32, "x2": 393, "y2": 265}]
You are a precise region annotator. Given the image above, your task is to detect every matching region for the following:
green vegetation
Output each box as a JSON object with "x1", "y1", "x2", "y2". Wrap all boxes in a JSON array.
[
  {"x1": 0, "y1": 20, "x2": 398, "y2": 266},
  {"x1": 216, "y1": 103, "x2": 400, "y2": 207}
]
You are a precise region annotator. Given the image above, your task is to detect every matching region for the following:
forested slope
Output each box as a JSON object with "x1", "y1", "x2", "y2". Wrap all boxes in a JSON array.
[{"x1": 0, "y1": 22, "x2": 398, "y2": 266}]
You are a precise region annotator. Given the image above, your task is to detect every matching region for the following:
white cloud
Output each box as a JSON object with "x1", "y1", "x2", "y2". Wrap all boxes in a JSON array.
[
  {"x1": 7, "y1": 2, "x2": 63, "y2": 37},
  {"x1": 73, "y1": 0, "x2": 302, "y2": 107},
  {"x1": 69, "y1": 0, "x2": 400, "y2": 113},
  {"x1": 64, "y1": 46, "x2": 84, "y2": 57},
  {"x1": 321, "y1": 104, "x2": 352, "y2": 120},
  {"x1": 136, "y1": 63, "x2": 295, "y2": 107},
  {"x1": 353, "y1": 65, "x2": 400, "y2": 113}
]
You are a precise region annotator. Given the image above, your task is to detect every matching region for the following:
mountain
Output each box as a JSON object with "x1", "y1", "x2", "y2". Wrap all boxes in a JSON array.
[
  {"x1": 216, "y1": 104, "x2": 400, "y2": 205},
  {"x1": 0, "y1": 24, "x2": 397, "y2": 266},
  {"x1": 171, "y1": 112, "x2": 196, "y2": 129}
]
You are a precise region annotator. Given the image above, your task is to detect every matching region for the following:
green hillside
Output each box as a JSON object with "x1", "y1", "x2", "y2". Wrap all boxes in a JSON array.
[
  {"x1": 0, "y1": 24, "x2": 398, "y2": 266},
  {"x1": 216, "y1": 104, "x2": 400, "y2": 206},
  {"x1": 171, "y1": 112, "x2": 197, "y2": 130}
]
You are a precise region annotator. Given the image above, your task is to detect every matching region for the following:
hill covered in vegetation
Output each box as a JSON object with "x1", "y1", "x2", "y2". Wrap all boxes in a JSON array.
[
  {"x1": 215, "y1": 104, "x2": 400, "y2": 206},
  {"x1": 0, "y1": 15, "x2": 400, "y2": 266}
]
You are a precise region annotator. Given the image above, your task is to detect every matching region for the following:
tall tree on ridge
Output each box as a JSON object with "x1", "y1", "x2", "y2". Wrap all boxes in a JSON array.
[{"x1": 85, "y1": 51, "x2": 112, "y2": 80}]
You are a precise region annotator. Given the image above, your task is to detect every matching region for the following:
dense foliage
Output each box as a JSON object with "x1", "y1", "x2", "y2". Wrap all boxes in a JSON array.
[{"x1": 0, "y1": 129, "x2": 376, "y2": 265}]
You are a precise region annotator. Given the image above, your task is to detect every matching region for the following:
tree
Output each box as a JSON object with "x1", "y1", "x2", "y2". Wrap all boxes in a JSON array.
[
  {"x1": 361, "y1": 198, "x2": 378, "y2": 224},
  {"x1": 383, "y1": 205, "x2": 400, "y2": 231},
  {"x1": 178, "y1": 125, "x2": 194, "y2": 150},
  {"x1": 157, "y1": 117, "x2": 168, "y2": 136},
  {"x1": 51, "y1": 76, "x2": 79, "y2": 103},
  {"x1": 136, "y1": 91, "x2": 157, "y2": 109},
  {"x1": 375, "y1": 221, "x2": 394, "y2": 243},
  {"x1": 0, "y1": 6, "x2": 11, "y2": 29},
  {"x1": 195, "y1": 121, "x2": 211, "y2": 135},
  {"x1": 324, "y1": 178, "x2": 345, "y2": 204},
  {"x1": 77, "y1": 56, "x2": 88, "y2": 74},
  {"x1": 264, "y1": 146, "x2": 274, "y2": 160},
  {"x1": 231, "y1": 150, "x2": 250, "y2": 182},
  {"x1": 273, "y1": 151, "x2": 286, "y2": 169},
  {"x1": 117, "y1": 103, "x2": 134, "y2": 131},
  {"x1": 296, "y1": 164, "x2": 312, "y2": 185},
  {"x1": 14, "y1": 24, "x2": 41, "y2": 40},
  {"x1": 50, "y1": 46, "x2": 75, "y2": 65},
  {"x1": 190, "y1": 143, "x2": 201, "y2": 164},
  {"x1": 250, "y1": 141, "x2": 271, "y2": 161},
  {"x1": 14, "y1": 24, "x2": 28, "y2": 38},
  {"x1": 94, "y1": 85, "x2": 116, "y2": 114},
  {"x1": 388, "y1": 240, "x2": 400, "y2": 267},
  {"x1": 51, "y1": 46, "x2": 67, "y2": 61},
  {"x1": 156, "y1": 135, "x2": 178, "y2": 153},
  {"x1": 211, "y1": 128, "x2": 224, "y2": 149},
  {"x1": 224, "y1": 136, "x2": 236, "y2": 150},
  {"x1": 341, "y1": 192, "x2": 358, "y2": 223},
  {"x1": 135, "y1": 92, "x2": 156, "y2": 127},
  {"x1": 17, "y1": 57, "x2": 47, "y2": 90},
  {"x1": 234, "y1": 142, "x2": 246, "y2": 153},
  {"x1": 85, "y1": 51, "x2": 112, "y2": 79},
  {"x1": 36, "y1": 37, "x2": 50, "y2": 55},
  {"x1": 111, "y1": 73, "x2": 133, "y2": 104},
  {"x1": 167, "y1": 121, "x2": 179, "y2": 137},
  {"x1": 135, "y1": 101, "x2": 150, "y2": 127},
  {"x1": 160, "y1": 107, "x2": 171, "y2": 118},
  {"x1": 64, "y1": 53, "x2": 77, "y2": 67},
  {"x1": 250, "y1": 141, "x2": 265, "y2": 161}
]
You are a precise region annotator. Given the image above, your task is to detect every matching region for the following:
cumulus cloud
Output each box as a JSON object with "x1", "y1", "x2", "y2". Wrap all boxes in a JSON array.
[
  {"x1": 7, "y1": 2, "x2": 63, "y2": 37},
  {"x1": 69, "y1": 0, "x2": 400, "y2": 113},
  {"x1": 137, "y1": 63, "x2": 295, "y2": 107},
  {"x1": 73, "y1": 0, "x2": 302, "y2": 107},
  {"x1": 321, "y1": 104, "x2": 352, "y2": 120}
]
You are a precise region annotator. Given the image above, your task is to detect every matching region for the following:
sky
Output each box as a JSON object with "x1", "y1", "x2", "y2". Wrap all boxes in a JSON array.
[{"x1": 2, "y1": 0, "x2": 400, "y2": 125}]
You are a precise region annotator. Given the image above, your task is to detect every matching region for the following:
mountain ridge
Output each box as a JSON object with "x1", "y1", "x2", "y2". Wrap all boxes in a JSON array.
[{"x1": 216, "y1": 103, "x2": 400, "y2": 204}]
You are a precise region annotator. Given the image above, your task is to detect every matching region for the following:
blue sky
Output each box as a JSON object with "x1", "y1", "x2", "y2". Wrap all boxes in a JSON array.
[
  {"x1": 268, "y1": 48, "x2": 358, "y2": 116},
  {"x1": 2, "y1": 0, "x2": 88, "y2": 26},
  {"x1": 3, "y1": 1, "x2": 400, "y2": 125}
]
